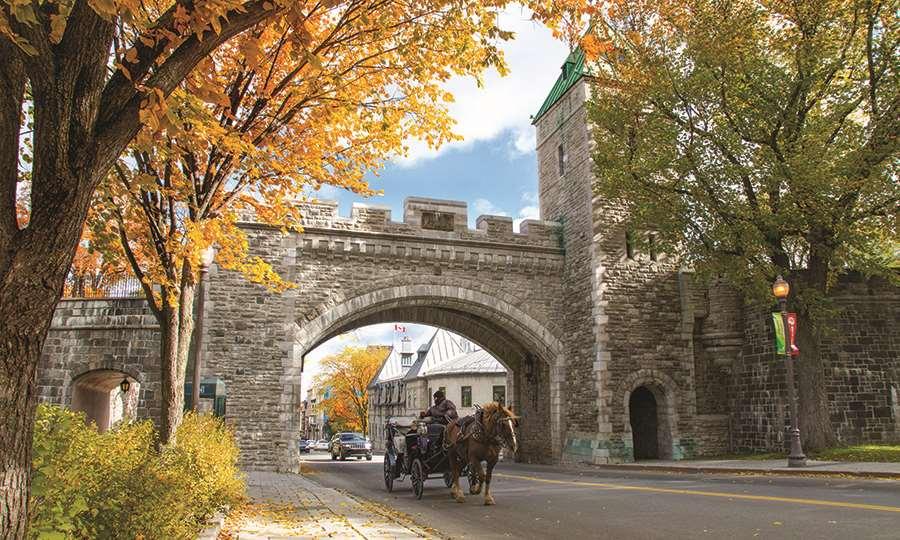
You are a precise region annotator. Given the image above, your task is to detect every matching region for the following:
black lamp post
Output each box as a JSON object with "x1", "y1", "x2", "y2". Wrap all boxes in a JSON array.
[
  {"x1": 772, "y1": 275, "x2": 807, "y2": 467},
  {"x1": 191, "y1": 245, "x2": 217, "y2": 412}
]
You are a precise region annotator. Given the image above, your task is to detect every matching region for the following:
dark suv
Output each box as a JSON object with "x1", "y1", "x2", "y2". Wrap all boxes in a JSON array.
[{"x1": 330, "y1": 432, "x2": 372, "y2": 461}]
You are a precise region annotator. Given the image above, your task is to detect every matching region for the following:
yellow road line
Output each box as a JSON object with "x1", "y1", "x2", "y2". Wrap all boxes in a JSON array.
[{"x1": 495, "y1": 473, "x2": 900, "y2": 514}]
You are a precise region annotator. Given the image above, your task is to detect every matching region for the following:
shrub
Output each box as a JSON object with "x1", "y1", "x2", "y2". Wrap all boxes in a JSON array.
[{"x1": 30, "y1": 405, "x2": 245, "y2": 539}]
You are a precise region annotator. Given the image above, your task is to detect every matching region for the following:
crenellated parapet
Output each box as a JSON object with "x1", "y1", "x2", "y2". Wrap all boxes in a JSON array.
[{"x1": 239, "y1": 196, "x2": 563, "y2": 251}]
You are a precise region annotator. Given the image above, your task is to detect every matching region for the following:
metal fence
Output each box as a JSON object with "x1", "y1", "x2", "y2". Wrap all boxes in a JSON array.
[{"x1": 62, "y1": 275, "x2": 145, "y2": 299}]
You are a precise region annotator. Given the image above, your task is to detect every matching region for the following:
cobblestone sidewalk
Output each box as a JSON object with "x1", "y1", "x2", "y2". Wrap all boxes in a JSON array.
[{"x1": 219, "y1": 471, "x2": 435, "y2": 539}]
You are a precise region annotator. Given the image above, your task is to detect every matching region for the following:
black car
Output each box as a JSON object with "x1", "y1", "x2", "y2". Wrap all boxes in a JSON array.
[
  {"x1": 330, "y1": 432, "x2": 372, "y2": 460},
  {"x1": 297, "y1": 439, "x2": 311, "y2": 453}
]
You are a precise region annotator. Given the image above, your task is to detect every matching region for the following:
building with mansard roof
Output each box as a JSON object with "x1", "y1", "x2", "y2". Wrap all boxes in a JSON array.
[{"x1": 367, "y1": 329, "x2": 508, "y2": 451}]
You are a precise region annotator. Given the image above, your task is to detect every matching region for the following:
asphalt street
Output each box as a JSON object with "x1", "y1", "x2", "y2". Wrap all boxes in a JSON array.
[{"x1": 297, "y1": 451, "x2": 900, "y2": 539}]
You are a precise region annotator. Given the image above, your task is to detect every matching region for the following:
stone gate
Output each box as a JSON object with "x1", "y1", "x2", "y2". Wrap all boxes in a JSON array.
[{"x1": 37, "y1": 49, "x2": 900, "y2": 471}]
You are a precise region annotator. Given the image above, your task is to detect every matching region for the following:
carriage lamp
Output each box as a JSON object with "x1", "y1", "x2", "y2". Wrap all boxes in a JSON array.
[
  {"x1": 772, "y1": 275, "x2": 790, "y2": 300},
  {"x1": 120, "y1": 377, "x2": 131, "y2": 393}
]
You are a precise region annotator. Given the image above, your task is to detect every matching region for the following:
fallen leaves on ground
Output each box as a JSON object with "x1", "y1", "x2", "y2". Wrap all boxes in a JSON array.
[{"x1": 218, "y1": 502, "x2": 317, "y2": 539}]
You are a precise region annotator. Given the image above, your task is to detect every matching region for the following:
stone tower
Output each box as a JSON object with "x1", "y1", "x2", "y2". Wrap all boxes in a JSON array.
[{"x1": 533, "y1": 49, "x2": 718, "y2": 463}]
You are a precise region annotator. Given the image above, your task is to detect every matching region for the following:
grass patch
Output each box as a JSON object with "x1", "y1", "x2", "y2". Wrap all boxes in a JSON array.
[
  {"x1": 690, "y1": 452, "x2": 785, "y2": 461},
  {"x1": 809, "y1": 444, "x2": 900, "y2": 463},
  {"x1": 693, "y1": 444, "x2": 900, "y2": 463}
]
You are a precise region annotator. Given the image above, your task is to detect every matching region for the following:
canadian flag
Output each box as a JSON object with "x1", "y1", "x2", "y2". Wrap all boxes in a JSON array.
[{"x1": 394, "y1": 324, "x2": 406, "y2": 333}]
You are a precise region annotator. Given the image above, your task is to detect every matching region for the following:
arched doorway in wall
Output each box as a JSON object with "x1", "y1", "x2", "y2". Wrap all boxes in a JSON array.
[
  {"x1": 629, "y1": 386, "x2": 658, "y2": 460},
  {"x1": 71, "y1": 370, "x2": 140, "y2": 432},
  {"x1": 293, "y1": 281, "x2": 565, "y2": 466}
]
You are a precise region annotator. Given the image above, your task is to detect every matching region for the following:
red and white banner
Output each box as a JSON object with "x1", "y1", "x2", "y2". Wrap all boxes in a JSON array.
[{"x1": 786, "y1": 313, "x2": 800, "y2": 357}]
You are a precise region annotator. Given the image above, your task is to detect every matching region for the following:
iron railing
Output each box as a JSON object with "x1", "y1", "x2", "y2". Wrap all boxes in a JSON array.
[{"x1": 62, "y1": 274, "x2": 144, "y2": 299}]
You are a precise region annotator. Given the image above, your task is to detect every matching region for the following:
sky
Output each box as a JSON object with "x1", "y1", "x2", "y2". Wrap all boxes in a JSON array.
[{"x1": 301, "y1": 6, "x2": 572, "y2": 396}]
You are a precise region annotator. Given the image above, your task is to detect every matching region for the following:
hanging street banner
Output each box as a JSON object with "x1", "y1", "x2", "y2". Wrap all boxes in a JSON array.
[
  {"x1": 772, "y1": 313, "x2": 786, "y2": 355},
  {"x1": 786, "y1": 312, "x2": 800, "y2": 357},
  {"x1": 772, "y1": 312, "x2": 800, "y2": 357}
]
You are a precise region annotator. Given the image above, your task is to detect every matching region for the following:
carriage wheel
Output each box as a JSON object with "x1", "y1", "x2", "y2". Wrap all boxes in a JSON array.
[
  {"x1": 383, "y1": 453, "x2": 394, "y2": 493},
  {"x1": 411, "y1": 459, "x2": 425, "y2": 500},
  {"x1": 443, "y1": 471, "x2": 453, "y2": 488}
]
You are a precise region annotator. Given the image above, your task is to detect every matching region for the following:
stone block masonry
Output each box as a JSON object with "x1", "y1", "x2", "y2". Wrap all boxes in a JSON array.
[
  {"x1": 38, "y1": 52, "x2": 899, "y2": 470},
  {"x1": 38, "y1": 299, "x2": 161, "y2": 425}
]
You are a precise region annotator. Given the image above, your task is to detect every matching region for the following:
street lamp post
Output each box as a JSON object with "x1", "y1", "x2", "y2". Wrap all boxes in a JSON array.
[
  {"x1": 191, "y1": 246, "x2": 217, "y2": 412},
  {"x1": 772, "y1": 275, "x2": 807, "y2": 467}
]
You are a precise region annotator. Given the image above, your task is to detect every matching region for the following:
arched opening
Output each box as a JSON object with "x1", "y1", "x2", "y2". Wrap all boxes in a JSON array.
[
  {"x1": 629, "y1": 386, "x2": 658, "y2": 460},
  {"x1": 71, "y1": 370, "x2": 139, "y2": 432},
  {"x1": 293, "y1": 282, "x2": 564, "y2": 465}
]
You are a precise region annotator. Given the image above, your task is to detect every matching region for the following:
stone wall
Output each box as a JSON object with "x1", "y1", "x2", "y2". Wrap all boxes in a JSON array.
[
  {"x1": 38, "y1": 299, "x2": 160, "y2": 424},
  {"x1": 731, "y1": 275, "x2": 900, "y2": 452},
  {"x1": 535, "y1": 80, "x2": 603, "y2": 461},
  {"x1": 202, "y1": 196, "x2": 567, "y2": 470}
]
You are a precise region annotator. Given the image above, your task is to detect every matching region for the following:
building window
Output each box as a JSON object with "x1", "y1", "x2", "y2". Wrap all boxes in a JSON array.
[
  {"x1": 625, "y1": 230, "x2": 635, "y2": 260},
  {"x1": 557, "y1": 144, "x2": 566, "y2": 176},
  {"x1": 461, "y1": 386, "x2": 472, "y2": 407},
  {"x1": 492, "y1": 385, "x2": 506, "y2": 406}
]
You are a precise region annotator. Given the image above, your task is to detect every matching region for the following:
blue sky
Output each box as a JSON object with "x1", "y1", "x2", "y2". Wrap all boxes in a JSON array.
[
  {"x1": 316, "y1": 129, "x2": 542, "y2": 230},
  {"x1": 302, "y1": 7, "x2": 570, "y2": 395}
]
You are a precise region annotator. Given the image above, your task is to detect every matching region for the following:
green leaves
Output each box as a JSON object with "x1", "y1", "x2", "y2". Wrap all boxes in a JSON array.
[{"x1": 589, "y1": 0, "x2": 899, "y2": 303}]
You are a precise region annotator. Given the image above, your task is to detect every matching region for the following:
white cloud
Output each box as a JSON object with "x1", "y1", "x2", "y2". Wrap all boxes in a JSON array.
[
  {"x1": 472, "y1": 198, "x2": 509, "y2": 217},
  {"x1": 514, "y1": 191, "x2": 541, "y2": 231},
  {"x1": 396, "y1": 6, "x2": 570, "y2": 166}
]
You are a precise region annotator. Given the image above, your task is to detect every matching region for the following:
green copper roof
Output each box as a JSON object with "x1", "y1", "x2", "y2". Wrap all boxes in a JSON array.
[{"x1": 531, "y1": 48, "x2": 586, "y2": 124}]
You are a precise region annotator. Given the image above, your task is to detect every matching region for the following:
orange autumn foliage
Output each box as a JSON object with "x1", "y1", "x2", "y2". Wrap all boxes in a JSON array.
[{"x1": 314, "y1": 346, "x2": 388, "y2": 435}]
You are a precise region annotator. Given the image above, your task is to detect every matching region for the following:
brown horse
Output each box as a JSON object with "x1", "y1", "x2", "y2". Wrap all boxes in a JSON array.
[{"x1": 444, "y1": 402, "x2": 518, "y2": 505}]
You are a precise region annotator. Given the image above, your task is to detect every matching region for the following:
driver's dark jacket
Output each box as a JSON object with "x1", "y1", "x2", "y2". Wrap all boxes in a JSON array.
[{"x1": 423, "y1": 399, "x2": 459, "y2": 423}]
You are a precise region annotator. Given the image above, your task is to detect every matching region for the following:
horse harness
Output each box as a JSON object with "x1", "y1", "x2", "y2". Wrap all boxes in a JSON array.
[{"x1": 450, "y1": 408, "x2": 511, "y2": 448}]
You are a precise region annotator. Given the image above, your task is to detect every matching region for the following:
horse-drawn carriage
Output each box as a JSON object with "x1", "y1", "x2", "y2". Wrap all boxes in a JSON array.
[{"x1": 382, "y1": 416, "x2": 478, "y2": 499}]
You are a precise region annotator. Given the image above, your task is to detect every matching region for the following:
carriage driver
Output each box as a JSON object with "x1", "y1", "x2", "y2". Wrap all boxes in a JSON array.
[{"x1": 419, "y1": 390, "x2": 459, "y2": 425}]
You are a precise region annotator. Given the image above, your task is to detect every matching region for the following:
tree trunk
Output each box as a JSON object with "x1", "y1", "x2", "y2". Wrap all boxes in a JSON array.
[
  {"x1": 0, "y1": 334, "x2": 42, "y2": 540},
  {"x1": 795, "y1": 308, "x2": 838, "y2": 451},
  {"x1": 156, "y1": 265, "x2": 196, "y2": 445},
  {"x1": 158, "y1": 303, "x2": 183, "y2": 445},
  {"x1": 792, "y1": 253, "x2": 838, "y2": 452}
]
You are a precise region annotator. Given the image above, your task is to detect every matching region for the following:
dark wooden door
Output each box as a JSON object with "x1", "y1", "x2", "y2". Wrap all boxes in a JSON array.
[{"x1": 629, "y1": 386, "x2": 658, "y2": 460}]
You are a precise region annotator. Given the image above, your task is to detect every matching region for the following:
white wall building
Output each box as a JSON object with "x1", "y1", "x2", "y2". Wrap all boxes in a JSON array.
[{"x1": 368, "y1": 329, "x2": 508, "y2": 451}]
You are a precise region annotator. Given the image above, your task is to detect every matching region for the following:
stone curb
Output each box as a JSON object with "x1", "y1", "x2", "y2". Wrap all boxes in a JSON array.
[
  {"x1": 589, "y1": 463, "x2": 900, "y2": 480},
  {"x1": 196, "y1": 510, "x2": 227, "y2": 540}
]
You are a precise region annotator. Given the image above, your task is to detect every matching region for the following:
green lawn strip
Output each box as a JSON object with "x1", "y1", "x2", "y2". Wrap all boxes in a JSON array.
[
  {"x1": 689, "y1": 445, "x2": 900, "y2": 463},
  {"x1": 810, "y1": 445, "x2": 900, "y2": 463}
]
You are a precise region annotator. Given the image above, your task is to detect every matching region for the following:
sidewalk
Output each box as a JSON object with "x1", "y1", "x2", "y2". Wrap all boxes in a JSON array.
[
  {"x1": 591, "y1": 458, "x2": 900, "y2": 479},
  {"x1": 219, "y1": 471, "x2": 435, "y2": 539}
]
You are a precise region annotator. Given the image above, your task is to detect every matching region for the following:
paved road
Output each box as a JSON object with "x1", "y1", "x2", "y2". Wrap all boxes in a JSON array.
[{"x1": 298, "y1": 452, "x2": 900, "y2": 539}]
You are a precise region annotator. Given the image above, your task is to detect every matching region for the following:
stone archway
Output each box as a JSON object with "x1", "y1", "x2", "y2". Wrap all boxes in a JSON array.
[
  {"x1": 293, "y1": 278, "x2": 566, "y2": 466},
  {"x1": 619, "y1": 369, "x2": 679, "y2": 461},
  {"x1": 70, "y1": 369, "x2": 140, "y2": 432}
]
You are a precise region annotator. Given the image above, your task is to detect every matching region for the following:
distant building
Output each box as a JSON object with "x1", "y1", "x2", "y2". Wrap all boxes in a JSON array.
[
  {"x1": 367, "y1": 329, "x2": 508, "y2": 451},
  {"x1": 303, "y1": 386, "x2": 326, "y2": 441}
]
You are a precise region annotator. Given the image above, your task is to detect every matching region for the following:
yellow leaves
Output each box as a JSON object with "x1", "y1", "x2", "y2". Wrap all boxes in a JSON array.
[
  {"x1": 580, "y1": 33, "x2": 613, "y2": 61},
  {"x1": 88, "y1": 0, "x2": 119, "y2": 21},
  {"x1": 138, "y1": 86, "x2": 170, "y2": 137},
  {"x1": 314, "y1": 345, "x2": 388, "y2": 431}
]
